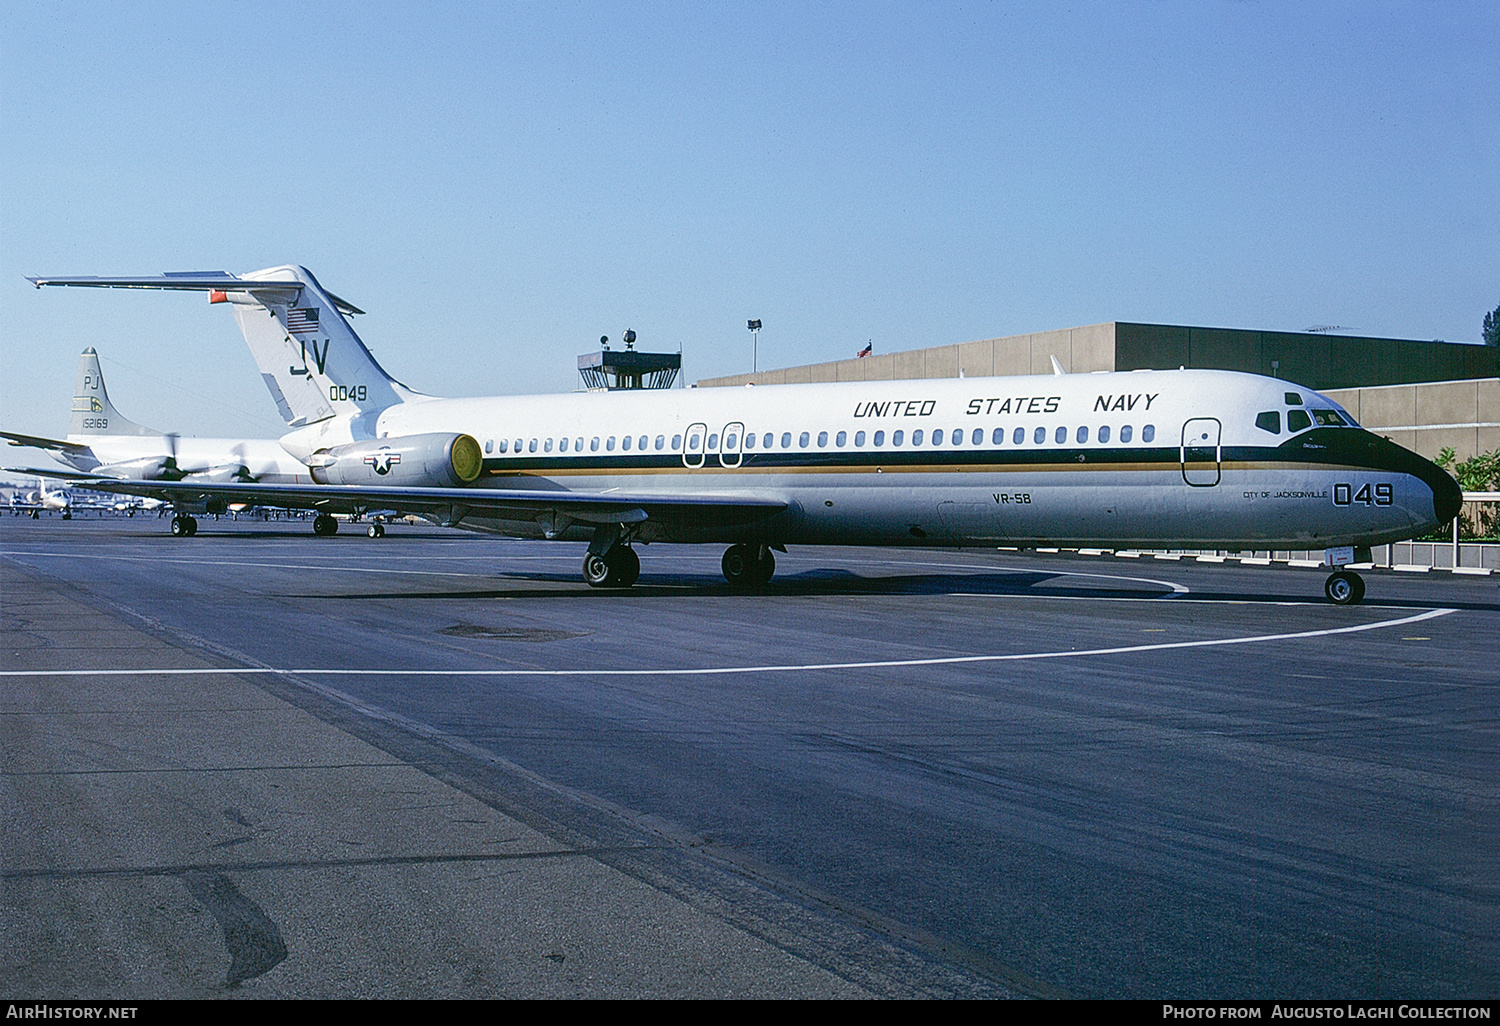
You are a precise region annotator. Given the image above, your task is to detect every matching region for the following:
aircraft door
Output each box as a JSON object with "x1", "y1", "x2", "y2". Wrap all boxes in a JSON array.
[
  {"x1": 720, "y1": 422, "x2": 744, "y2": 469},
  {"x1": 1181, "y1": 418, "x2": 1221, "y2": 486},
  {"x1": 683, "y1": 422, "x2": 708, "y2": 469}
]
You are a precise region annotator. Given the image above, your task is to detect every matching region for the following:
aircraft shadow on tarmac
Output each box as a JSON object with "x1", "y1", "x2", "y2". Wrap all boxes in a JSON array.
[{"x1": 286, "y1": 563, "x2": 1500, "y2": 610}]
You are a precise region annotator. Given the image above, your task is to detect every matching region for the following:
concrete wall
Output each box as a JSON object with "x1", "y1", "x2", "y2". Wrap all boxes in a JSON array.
[
  {"x1": 1323, "y1": 378, "x2": 1500, "y2": 461},
  {"x1": 1113, "y1": 323, "x2": 1497, "y2": 390}
]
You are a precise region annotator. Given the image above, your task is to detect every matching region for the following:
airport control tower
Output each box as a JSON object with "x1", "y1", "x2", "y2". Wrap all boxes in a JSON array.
[{"x1": 577, "y1": 331, "x2": 681, "y2": 391}]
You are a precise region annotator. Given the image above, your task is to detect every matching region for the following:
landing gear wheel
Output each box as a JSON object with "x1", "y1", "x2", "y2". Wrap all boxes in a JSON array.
[
  {"x1": 313, "y1": 514, "x2": 338, "y2": 537},
  {"x1": 368, "y1": 523, "x2": 386, "y2": 538},
  {"x1": 582, "y1": 546, "x2": 640, "y2": 588},
  {"x1": 722, "y1": 544, "x2": 776, "y2": 588},
  {"x1": 1324, "y1": 570, "x2": 1365, "y2": 605},
  {"x1": 170, "y1": 514, "x2": 197, "y2": 537}
]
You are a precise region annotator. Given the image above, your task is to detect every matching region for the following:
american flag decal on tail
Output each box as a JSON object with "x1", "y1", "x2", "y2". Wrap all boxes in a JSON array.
[{"x1": 287, "y1": 308, "x2": 320, "y2": 335}]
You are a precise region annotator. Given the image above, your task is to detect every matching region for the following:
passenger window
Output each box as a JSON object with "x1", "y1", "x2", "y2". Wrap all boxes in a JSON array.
[
  {"x1": 1076, "y1": 426, "x2": 1088, "y2": 444},
  {"x1": 1034, "y1": 427, "x2": 1046, "y2": 444},
  {"x1": 912, "y1": 429, "x2": 924, "y2": 446},
  {"x1": 559, "y1": 438, "x2": 569, "y2": 452},
  {"x1": 1120, "y1": 425, "x2": 1132, "y2": 443},
  {"x1": 672, "y1": 434, "x2": 682, "y2": 450},
  {"x1": 485, "y1": 439, "x2": 494, "y2": 454},
  {"x1": 781, "y1": 432, "x2": 792, "y2": 448},
  {"x1": 544, "y1": 438, "x2": 553, "y2": 452},
  {"x1": 726, "y1": 433, "x2": 738, "y2": 449},
  {"x1": 1014, "y1": 427, "x2": 1025, "y2": 445},
  {"x1": 992, "y1": 428, "x2": 1004, "y2": 445},
  {"x1": 622, "y1": 435, "x2": 632, "y2": 451},
  {"x1": 1284, "y1": 392, "x2": 1303, "y2": 406},
  {"x1": 576, "y1": 438, "x2": 583, "y2": 451},
  {"x1": 743, "y1": 433, "x2": 754, "y2": 449},
  {"x1": 816, "y1": 431, "x2": 828, "y2": 447},
  {"x1": 972, "y1": 428, "x2": 983, "y2": 445},
  {"x1": 590, "y1": 437, "x2": 600, "y2": 452},
  {"x1": 931, "y1": 429, "x2": 942, "y2": 445},
  {"x1": 528, "y1": 438, "x2": 538, "y2": 453},
  {"x1": 1142, "y1": 425, "x2": 1155, "y2": 443},
  {"x1": 873, "y1": 430, "x2": 885, "y2": 446},
  {"x1": 1054, "y1": 426, "x2": 1067, "y2": 444},
  {"x1": 798, "y1": 431, "x2": 809, "y2": 448},
  {"x1": 762, "y1": 433, "x2": 772, "y2": 449},
  {"x1": 1287, "y1": 410, "x2": 1311, "y2": 432},
  {"x1": 639, "y1": 435, "x2": 648, "y2": 450},
  {"x1": 707, "y1": 434, "x2": 718, "y2": 449},
  {"x1": 1098, "y1": 425, "x2": 1110, "y2": 444},
  {"x1": 606, "y1": 436, "x2": 616, "y2": 451},
  {"x1": 952, "y1": 429, "x2": 963, "y2": 448},
  {"x1": 1256, "y1": 411, "x2": 1282, "y2": 434},
  {"x1": 855, "y1": 430, "x2": 866, "y2": 446},
  {"x1": 836, "y1": 431, "x2": 847, "y2": 447}
]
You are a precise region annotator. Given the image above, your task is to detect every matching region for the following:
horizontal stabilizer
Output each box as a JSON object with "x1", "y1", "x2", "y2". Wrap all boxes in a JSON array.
[{"x1": 26, "y1": 274, "x2": 370, "y2": 319}]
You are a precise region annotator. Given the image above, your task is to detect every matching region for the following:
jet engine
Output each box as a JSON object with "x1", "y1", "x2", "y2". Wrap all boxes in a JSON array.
[{"x1": 307, "y1": 432, "x2": 483, "y2": 488}]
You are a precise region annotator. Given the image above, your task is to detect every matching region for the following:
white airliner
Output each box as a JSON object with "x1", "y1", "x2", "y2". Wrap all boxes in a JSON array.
[
  {"x1": 3, "y1": 347, "x2": 313, "y2": 534},
  {"x1": 27, "y1": 266, "x2": 1461, "y2": 603}
]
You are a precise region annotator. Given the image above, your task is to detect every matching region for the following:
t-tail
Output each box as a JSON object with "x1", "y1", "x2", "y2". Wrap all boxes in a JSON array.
[
  {"x1": 210, "y1": 266, "x2": 424, "y2": 433},
  {"x1": 27, "y1": 266, "x2": 427, "y2": 442}
]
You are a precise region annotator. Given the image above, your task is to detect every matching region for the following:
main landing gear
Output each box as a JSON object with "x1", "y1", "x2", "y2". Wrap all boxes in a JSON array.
[
  {"x1": 170, "y1": 514, "x2": 197, "y2": 537},
  {"x1": 721, "y1": 544, "x2": 776, "y2": 589},
  {"x1": 312, "y1": 514, "x2": 339, "y2": 537},
  {"x1": 583, "y1": 546, "x2": 640, "y2": 588},
  {"x1": 1324, "y1": 570, "x2": 1366, "y2": 605}
]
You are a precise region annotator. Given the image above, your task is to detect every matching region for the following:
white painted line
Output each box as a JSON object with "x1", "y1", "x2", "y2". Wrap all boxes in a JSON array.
[{"x1": 0, "y1": 608, "x2": 1456, "y2": 680}]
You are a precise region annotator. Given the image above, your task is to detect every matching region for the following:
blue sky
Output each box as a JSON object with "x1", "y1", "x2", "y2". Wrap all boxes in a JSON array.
[{"x1": 2, "y1": 1, "x2": 1496, "y2": 444}]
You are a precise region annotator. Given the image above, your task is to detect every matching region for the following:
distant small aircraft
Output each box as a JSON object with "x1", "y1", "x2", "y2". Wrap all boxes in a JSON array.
[{"x1": 27, "y1": 266, "x2": 1462, "y2": 602}]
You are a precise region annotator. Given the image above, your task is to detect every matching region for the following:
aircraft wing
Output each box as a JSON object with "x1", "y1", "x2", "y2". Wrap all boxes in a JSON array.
[
  {"x1": 2, "y1": 431, "x2": 93, "y2": 455},
  {"x1": 4, "y1": 466, "x2": 110, "y2": 482},
  {"x1": 56, "y1": 478, "x2": 789, "y2": 531}
]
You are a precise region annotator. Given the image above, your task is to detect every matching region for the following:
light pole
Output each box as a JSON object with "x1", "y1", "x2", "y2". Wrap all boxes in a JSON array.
[{"x1": 747, "y1": 319, "x2": 761, "y2": 374}]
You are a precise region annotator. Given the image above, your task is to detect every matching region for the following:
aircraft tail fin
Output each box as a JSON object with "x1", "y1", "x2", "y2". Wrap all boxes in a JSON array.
[
  {"x1": 29, "y1": 267, "x2": 426, "y2": 433},
  {"x1": 69, "y1": 348, "x2": 157, "y2": 438},
  {"x1": 219, "y1": 266, "x2": 423, "y2": 430}
]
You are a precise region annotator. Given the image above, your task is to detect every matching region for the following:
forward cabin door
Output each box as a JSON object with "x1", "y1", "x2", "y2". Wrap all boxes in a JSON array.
[{"x1": 1181, "y1": 418, "x2": 1221, "y2": 487}]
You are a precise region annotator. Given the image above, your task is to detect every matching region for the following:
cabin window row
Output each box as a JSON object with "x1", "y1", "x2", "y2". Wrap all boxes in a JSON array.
[{"x1": 483, "y1": 423, "x2": 1159, "y2": 455}]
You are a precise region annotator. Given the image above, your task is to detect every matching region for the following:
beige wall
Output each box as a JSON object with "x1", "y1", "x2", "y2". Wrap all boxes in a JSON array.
[{"x1": 1324, "y1": 378, "x2": 1499, "y2": 462}]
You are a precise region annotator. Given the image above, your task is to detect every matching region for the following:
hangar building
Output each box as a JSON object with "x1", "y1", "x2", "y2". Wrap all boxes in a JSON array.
[{"x1": 697, "y1": 322, "x2": 1499, "y2": 462}]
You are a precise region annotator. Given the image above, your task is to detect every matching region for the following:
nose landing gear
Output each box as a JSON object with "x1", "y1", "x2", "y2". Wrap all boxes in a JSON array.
[{"x1": 1324, "y1": 570, "x2": 1366, "y2": 605}]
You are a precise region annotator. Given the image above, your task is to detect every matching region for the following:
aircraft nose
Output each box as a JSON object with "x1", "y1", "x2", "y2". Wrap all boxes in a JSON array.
[{"x1": 1432, "y1": 465, "x2": 1463, "y2": 525}]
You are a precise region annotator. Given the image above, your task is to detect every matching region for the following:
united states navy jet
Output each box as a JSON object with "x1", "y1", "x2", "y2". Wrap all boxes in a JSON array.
[{"x1": 27, "y1": 266, "x2": 1461, "y2": 603}]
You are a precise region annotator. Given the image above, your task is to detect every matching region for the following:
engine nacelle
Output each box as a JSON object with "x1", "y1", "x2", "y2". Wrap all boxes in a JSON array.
[{"x1": 308, "y1": 432, "x2": 483, "y2": 487}]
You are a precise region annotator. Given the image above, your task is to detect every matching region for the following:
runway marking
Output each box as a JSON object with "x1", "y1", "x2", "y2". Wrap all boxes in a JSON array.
[{"x1": 0, "y1": 608, "x2": 1455, "y2": 679}]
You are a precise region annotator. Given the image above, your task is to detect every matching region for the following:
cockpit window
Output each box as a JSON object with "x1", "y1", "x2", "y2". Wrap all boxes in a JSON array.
[
  {"x1": 1284, "y1": 392, "x2": 1303, "y2": 406},
  {"x1": 1311, "y1": 409, "x2": 1347, "y2": 426},
  {"x1": 1287, "y1": 409, "x2": 1312, "y2": 432},
  {"x1": 1255, "y1": 411, "x2": 1281, "y2": 435}
]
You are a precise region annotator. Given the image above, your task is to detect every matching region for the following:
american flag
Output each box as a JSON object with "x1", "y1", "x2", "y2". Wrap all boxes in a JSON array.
[
  {"x1": 856, "y1": 342, "x2": 872, "y2": 358},
  {"x1": 287, "y1": 308, "x2": 320, "y2": 335}
]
